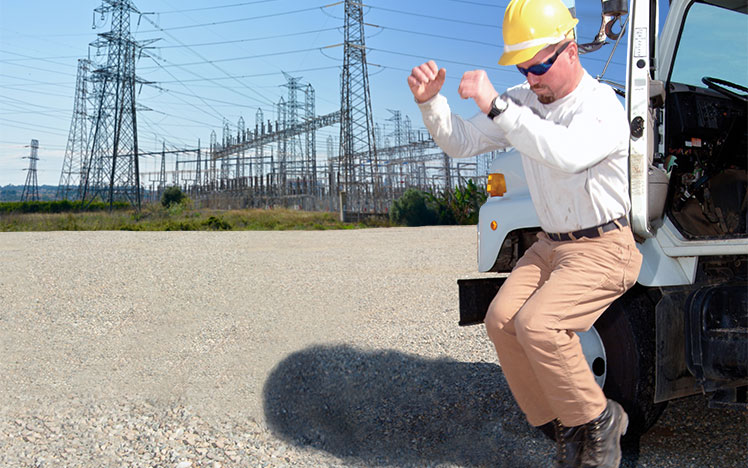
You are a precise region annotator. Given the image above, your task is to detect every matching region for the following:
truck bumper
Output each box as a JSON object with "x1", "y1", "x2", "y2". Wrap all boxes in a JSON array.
[{"x1": 457, "y1": 277, "x2": 507, "y2": 326}]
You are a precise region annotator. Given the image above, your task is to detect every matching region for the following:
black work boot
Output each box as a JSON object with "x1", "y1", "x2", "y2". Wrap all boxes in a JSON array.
[
  {"x1": 553, "y1": 419, "x2": 584, "y2": 468},
  {"x1": 581, "y1": 399, "x2": 629, "y2": 468}
]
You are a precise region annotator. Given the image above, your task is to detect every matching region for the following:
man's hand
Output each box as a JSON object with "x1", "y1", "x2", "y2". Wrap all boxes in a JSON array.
[
  {"x1": 408, "y1": 60, "x2": 446, "y2": 104},
  {"x1": 458, "y1": 69, "x2": 499, "y2": 114}
]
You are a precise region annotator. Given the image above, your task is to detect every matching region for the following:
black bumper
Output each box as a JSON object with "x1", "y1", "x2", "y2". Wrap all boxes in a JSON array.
[{"x1": 457, "y1": 277, "x2": 507, "y2": 326}]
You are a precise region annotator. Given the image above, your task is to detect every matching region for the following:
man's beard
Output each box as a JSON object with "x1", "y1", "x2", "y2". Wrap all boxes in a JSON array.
[
  {"x1": 532, "y1": 85, "x2": 556, "y2": 104},
  {"x1": 538, "y1": 95, "x2": 556, "y2": 104}
]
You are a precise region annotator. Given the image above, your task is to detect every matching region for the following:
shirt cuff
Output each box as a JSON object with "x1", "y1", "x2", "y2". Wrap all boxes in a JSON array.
[
  {"x1": 490, "y1": 98, "x2": 521, "y2": 131},
  {"x1": 416, "y1": 93, "x2": 448, "y2": 112}
]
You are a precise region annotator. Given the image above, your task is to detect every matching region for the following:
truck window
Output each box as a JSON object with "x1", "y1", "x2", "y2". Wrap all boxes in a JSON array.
[{"x1": 670, "y1": 2, "x2": 748, "y2": 88}]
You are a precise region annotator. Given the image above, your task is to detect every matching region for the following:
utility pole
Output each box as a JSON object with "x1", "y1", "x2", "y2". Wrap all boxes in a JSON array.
[
  {"x1": 339, "y1": 0, "x2": 378, "y2": 214},
  {"x1": 21, "y1": 139, "x2": 40, "y2": 202}
]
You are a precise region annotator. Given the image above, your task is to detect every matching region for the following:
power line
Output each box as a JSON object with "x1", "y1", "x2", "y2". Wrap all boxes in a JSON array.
[
  {"x1": 0, "y1": 52, "x2": 80, "y2": 63},
  {"x1": 0, "y1": 58, "x2": 77, "y2": 77},
  {"x1": 139, "y1": 46, "x2": 323, "y2": 69},
  {"x1": 0, "y1": 117, "x2": 69, "y2": 136},
  {"x1": 154, "y1": 0, "x2": 287, "y2": 14},
  {"x1": 148, "y1": 107, "x2": 229, "y2": 129},
  {"x1": 136, "y1": 5, "x2": 326, "y2": 33},
  {"x1": 366, "y1": 5, "x2": 497, "y2": 29},
  {"x1": 139, "y1": 14, "x2": 276, "y2": 108},
  {"x1": 0, "y1": 86, "x2": 76, "y2": 100},
  {"x1": 155, "y1": 27, "x2": 340, "y2": 49},
  {"x1": 0, "y1": 93, "x2": 69, "y2": 109},
  {"x1": 368, "y1": 47, "x2": 509, "y2": 73},
  {"x1": 441, "y1": 0, "x2": 505, "y2": 7},
  {"x1": 155, "y1": 65, "x2": 340, "y2": 83},
  {"x1": 370, "y1": 24, "x2": 498, "y2": 48},
  {"x1": 145, "y1": 82, "x2": 268, "y2": 109},
  {"x1": 144, "y1": 55, "x2": 230, "y2": 124}
]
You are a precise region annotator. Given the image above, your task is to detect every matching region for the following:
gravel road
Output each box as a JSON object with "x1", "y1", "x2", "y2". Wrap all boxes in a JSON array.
[{"x1": 1, "y1": 227, "x2": 745, "y2": 468}]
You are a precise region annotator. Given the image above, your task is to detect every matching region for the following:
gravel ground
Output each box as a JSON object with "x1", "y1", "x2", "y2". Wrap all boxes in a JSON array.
[{"x1": 0, "y1": 227, "x2": 745, "y2": 468}]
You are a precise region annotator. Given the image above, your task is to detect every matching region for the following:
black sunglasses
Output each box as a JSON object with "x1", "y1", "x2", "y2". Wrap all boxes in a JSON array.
[{"x1": 516, "y1": 41, "x2": 572, "y2": 77}]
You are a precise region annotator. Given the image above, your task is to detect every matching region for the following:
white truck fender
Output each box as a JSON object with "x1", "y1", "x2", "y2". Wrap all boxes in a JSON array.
[{"x1": 477, "y1": 150, "x2": 540, "y2": 272}]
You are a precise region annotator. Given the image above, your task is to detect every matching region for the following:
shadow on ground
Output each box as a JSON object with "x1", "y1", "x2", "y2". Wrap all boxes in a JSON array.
[{"x1": 262, "y1": 345, "x2": 553, "y2": 467}]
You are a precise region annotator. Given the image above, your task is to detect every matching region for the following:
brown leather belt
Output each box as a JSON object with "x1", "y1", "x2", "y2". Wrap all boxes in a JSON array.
[{"x1": 546, "y1": 216, "x2": 628, "y2": 242}]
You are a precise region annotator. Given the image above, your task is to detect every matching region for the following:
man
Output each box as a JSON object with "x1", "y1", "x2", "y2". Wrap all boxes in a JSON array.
[{"x1": 407, "y1": 0, "x2": 642, "y2": 467}]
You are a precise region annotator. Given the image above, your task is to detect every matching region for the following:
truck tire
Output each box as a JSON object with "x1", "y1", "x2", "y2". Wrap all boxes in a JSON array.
[{"x1": 594, "y1": 285, "x2": 668, "y2": 440}]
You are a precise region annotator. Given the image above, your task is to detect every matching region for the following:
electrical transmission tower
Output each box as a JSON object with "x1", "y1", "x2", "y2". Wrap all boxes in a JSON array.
[
  {"x1": 280, "y1": 72, "x2": 317, "y2": 193},
  {"x1": 81, "y1": 0, "x2": 154, "y2": 210},
  {"x1": 21, "y1": 139, "x2": 40, "y2": 202},
  {"x1": 339, "y1": 0, "x2": 379, "y2": 213},
  {"x1": 57, "y1": 59, "x2": 93, "y2": 201}
]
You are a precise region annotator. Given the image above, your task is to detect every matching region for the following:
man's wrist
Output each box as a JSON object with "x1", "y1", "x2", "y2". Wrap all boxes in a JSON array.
[{"x1": 487, "y1": 95, "x2": 508, "y2": 120}]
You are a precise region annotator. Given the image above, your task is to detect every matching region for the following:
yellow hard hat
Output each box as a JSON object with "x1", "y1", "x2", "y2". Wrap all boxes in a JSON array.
[{"x1": 498, "y1": 0, "x2": 579, "y2": 66}]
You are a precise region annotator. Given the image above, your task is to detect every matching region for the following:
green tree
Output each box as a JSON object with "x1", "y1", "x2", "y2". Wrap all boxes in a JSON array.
[{"x1": 161, "y1": 185, "x2": 186, "y2": 208}]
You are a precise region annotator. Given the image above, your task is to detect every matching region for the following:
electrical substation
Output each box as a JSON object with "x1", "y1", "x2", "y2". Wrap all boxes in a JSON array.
[{"x1": 54, "y1": 0, "x2": 500, "y2": 216}]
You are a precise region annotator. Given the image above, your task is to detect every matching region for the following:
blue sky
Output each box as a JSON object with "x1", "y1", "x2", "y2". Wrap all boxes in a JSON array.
[{"x1": 0, "y1": 0, "x2": 640, "y2": 186}]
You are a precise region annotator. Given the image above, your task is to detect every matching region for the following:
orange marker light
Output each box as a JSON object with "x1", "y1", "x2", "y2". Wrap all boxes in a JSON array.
[
  {"x1": 490, "y1": 220, "x2": 498, "y2": 231},
  {"x1": 487, "y1": 173, "x2": 507, "y2": 197}
]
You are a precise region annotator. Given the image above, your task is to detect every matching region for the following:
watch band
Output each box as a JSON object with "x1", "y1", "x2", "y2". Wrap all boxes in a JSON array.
[{"x1": 487, "y1": 96, "x2": 508, "y2": 120}]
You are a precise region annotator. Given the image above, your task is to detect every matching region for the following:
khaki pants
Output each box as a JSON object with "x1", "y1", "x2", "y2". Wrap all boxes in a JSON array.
[{"x1": 485, "y1": 226, "x2": 642, "y2": 427}]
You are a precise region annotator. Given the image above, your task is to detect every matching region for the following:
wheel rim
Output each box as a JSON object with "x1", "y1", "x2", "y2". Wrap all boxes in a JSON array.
[{"x1": 577, "y1": 326, "x2": 607, "y2": 388}]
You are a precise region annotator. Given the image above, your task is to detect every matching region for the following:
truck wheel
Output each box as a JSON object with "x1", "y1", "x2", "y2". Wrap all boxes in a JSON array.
[{"x1": 593, "y1": 285, "x2": 668, "y2": 440}]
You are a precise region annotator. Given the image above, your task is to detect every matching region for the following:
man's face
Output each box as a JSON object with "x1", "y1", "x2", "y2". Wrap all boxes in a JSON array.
[{"x1": 516, "y1": 41, "x2": 574, "y2": 104}]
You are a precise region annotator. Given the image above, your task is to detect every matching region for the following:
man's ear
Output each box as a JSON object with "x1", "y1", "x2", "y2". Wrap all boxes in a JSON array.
[{"x1": 567, "y1": 41, "x2": 579, "y2": 62}]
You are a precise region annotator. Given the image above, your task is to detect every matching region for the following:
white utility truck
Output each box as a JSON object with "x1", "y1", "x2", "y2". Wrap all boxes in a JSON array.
[{"x1": 458, "y1": 0, "x2": 747, "y2": 438}]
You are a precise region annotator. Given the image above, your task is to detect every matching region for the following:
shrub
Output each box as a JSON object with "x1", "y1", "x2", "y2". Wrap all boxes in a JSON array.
[
  {"x1": 203, "y1": 215, "x2": 232, "y2": 230},
  {"x1": 389, "y1": 180, "x2": 486, "y2": 227},
  {"x1": 450, "y1": 179, "x2": 487, "y2": 225},
  {"x1": 389, "y1": 188, "x2": 439, "y2": 226},
  {"x1": 0, "y1": 200, "x2": 129, "y2": 214},
  {"x1": 161, "y1": 186, "x2": 187, "y2": 208}
]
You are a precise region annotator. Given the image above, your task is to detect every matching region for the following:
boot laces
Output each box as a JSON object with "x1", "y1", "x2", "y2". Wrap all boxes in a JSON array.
[
  {"x1": 554, "y1": 420, "x2": 570, "y2": 463},
  {"x1": 585, "y1": 419, "x2": 605, "y2": 457}
]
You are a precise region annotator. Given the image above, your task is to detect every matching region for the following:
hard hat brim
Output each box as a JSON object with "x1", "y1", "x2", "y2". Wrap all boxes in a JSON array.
[{"x1": 498, "y1": 44, "x2": 548, "y2": 66}]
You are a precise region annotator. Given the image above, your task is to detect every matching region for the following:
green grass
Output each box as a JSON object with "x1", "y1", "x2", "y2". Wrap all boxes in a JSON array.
[{"x1": 0, "y1": 204, "x2": 389, "y2": 232}]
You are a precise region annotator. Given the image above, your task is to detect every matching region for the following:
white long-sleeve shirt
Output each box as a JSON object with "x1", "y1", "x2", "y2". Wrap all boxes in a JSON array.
[{"x1": 417, "y1": 71, "x2": 631, "y2": 233}]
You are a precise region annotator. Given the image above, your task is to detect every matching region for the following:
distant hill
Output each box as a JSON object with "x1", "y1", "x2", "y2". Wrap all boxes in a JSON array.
[{"x1": 0, "y1": 185, "x2": 59, "y2": 202}]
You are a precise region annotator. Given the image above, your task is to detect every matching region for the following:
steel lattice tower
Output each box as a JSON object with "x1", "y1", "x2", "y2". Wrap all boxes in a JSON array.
[
  {"x1": 305, "y1": 84, "x2": 316, "y2": 191},
  {"x1": 81, "y1": 0, "x2": 147, "y2": 210},
  {"x1": 282, "y1": 72, "x2": 304, "y2": 184},
  {"x1": 339, "y1": 0, "x2": 379, "y2": 212},
  {"x1": 21, "y1": 139, "x2": 40, "y2": 202},
  {"x1": 237, "y1": 116, "x2": 245, "y2": 180},
  {"x1": 255, "y1": 108, "x2": 265, "y2": 179},
  {"x1": 158, "y1": 142, "x2": 166, "y2": 191},
  {"x1": 57, "y1": 59, "x2": 92, "y2": 201}
]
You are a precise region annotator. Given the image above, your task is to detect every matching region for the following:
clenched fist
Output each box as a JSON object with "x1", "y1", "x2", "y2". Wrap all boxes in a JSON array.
[
  {"x1": 458, "y1": 69, "x2": 499, "y2": 114},
  {"x1": 408, "y1": 60, "x2": 446, "y2": 104}
]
